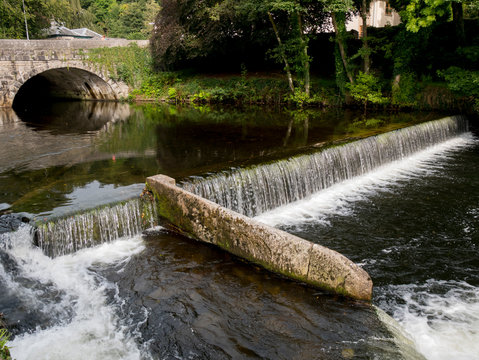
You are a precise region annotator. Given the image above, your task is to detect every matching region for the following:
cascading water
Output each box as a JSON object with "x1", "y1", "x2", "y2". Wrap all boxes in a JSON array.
[
  {"x1": 36, "y1": 197, "x2": 158, "y2": 258},
  {"x1": 250, "y1": 121, "x2": 479, "y2": 360},
  {"x1": 1, "y1": 106, "x2": 477, "y2": 360},
  {"x1": 0, "y1": 196, "x2": 159, "y2": 359},
  {"x1": 181, "y1": 116, "x2": 468, "y2": 217},
  {"x1": 0, "y1": 225, "x2": 148, "y2": 359}
]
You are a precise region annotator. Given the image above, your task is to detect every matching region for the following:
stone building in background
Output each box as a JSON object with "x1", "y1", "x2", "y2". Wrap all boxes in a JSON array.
[{"x1": 347, "y1": 0, "x2": 401, "y2": 36}]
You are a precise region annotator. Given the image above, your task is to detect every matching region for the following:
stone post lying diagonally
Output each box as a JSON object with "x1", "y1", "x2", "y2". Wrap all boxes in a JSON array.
[{"x1": 147, "y1": 174, "x2": 373, "y2": 301}]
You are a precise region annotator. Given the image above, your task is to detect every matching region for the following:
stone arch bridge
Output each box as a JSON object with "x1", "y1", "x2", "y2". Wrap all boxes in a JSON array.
[{"x1": 0, "y1": 39, "x2": 148, "y2": 108}]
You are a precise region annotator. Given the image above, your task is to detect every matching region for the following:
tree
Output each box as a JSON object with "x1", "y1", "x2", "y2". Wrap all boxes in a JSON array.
[
  {"x1": 261, "y1": 0, "x2": 310, "y2": 95},
  {"x1": 0, "y1": 0, "x2": 95, "y2": 38},
  {"x1": 238, "y1": 0, "x2": 329, "y2": 97},
  {"x1": 346, "y1": 71, "x2": 388, "y2": 114},
  {"x1": 390, "y1": 0, "x2": 470, "y2": 45},
  {"x1": 142, "y1": 0, "x2": 160, "y2": 38},
  {"x1": 355, "y1": 0, "x2": 371, "y2": 73},
  {"x1": 151, "y1": 0, "x2": 234, "y2": 69},
  {"x1": 151, "y1": 0, "x2": 278, "y2": 71},
  {"x1": 320, "y1": 0, "x2": 355, "y2": 96}
]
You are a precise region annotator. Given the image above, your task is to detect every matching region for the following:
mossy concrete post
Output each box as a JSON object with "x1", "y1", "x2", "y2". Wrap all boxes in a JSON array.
[{"x1": 147, "y1": 174, "x2": 373, "y2": 301}]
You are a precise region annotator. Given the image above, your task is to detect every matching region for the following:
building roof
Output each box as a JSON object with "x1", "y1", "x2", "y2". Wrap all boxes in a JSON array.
[
  {"x1": 45, "y1": 23, "x2": 104, "y2": 39},
  {"x1": 71, "y1": 28, "x2": 103, "y2": 39}
]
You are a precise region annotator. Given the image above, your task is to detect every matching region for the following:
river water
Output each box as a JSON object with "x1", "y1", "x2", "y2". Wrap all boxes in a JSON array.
[{"x1": 0, "y1": 102, "x2": 477, "y2": 360}]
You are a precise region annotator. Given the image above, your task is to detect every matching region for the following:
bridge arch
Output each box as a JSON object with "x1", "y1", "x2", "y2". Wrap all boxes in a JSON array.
[
  {"x1": 12, "y1": 66, "x2": 122, "y2": 110},
  {"x1": 0, "y1": 39, "x2": 147, "y2": 108}
]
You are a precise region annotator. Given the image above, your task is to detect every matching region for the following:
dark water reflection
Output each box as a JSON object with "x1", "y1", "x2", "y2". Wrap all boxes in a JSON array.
[{"x1": 0, "y1": 101, "x2": 446, "y2": 217}]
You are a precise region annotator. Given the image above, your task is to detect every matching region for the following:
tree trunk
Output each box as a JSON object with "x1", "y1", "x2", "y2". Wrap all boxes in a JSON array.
[
  {"x1": 361, "y1": 0, "x2": 370, "y2": 74},
  {"x1": 268, "y1": 11, "x2": 295, "y2": 93},
  {"x1": 452, "y1": 1, "x2": 465, "y2": 46},
  {"x1": 331, "y1": 12, "x2": 354, "y2": 84},
  {"x1": 283, "y1": 118, "x2": 293, "y2": 146},
  {"x1": 334, "y1": 44, "x2": 347, "y2": 96},
  {"x1": 297, "y1": 11, "x2": 310, "y2": 96}
]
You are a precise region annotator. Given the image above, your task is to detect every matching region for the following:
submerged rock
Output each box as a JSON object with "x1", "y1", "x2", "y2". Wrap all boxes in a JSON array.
[{"x1": 0, "y1": 214, "x2": 31, "y2": 234}]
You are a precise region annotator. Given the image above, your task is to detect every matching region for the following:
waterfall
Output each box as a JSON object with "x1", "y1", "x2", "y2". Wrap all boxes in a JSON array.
[
  {"x1": 181, "y1": 116, "x2": 468, "y2": 217},
  {"x1": 35, "y1": 198, "x2": 157, "y2": 258}
]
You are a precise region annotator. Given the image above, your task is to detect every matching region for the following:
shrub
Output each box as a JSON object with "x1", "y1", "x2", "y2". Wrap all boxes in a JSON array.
[
  {"x1": 347, "y1": 72, "x2": 389, "y2": 113},
  {"x1": 392, "y1": 72, "x2": 419, "y2": 107},
  {"x1": 438, "y1": 67, "x2": 479, "y2": 97}
]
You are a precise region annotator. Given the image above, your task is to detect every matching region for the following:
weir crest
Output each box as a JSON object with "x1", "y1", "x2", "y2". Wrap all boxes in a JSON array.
[
  {"x1": 180, "y1": 116, "x2": 468, "y2": 217},
  {"x1": 32, "y1": 115, "x2": 469, "y2": 300},
  {"x1": 35, "y1": 198, "x2": 157, "y2": 258}
]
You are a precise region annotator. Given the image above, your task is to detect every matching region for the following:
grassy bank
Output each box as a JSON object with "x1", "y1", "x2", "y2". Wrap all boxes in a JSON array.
[
  {"x1": 0, "y1": 328, "x2": 11, "y2": 360},
  {"x1": 85, "y1": 44, "x2": 478, "y2": 114}
]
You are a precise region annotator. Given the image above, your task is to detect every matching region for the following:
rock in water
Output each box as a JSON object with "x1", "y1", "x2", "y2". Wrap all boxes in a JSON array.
[{"x1": 0, "y1": 213, "x2": 31, "y2": 234}]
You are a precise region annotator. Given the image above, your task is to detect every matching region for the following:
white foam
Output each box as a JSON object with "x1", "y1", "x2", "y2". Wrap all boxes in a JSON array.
[
  {"x1": 381, "y1": 280, "x2": 479, "y2": 360},
  {"x1": 255, "y1": 134, "x2": 476, "y2": 227},
  {"x1": 2, "y1": 225, "x2": 146, "y2": 360}
]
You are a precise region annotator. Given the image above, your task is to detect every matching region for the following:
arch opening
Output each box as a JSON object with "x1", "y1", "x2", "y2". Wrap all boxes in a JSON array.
[{"x1": 12, "y1": 67, "x2": 117, "y2": 112}]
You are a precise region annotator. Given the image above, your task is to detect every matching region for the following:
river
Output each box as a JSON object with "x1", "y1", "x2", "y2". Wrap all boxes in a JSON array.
[{"x1": 0, "y1": 102, "x2": 477, "y2": 359}]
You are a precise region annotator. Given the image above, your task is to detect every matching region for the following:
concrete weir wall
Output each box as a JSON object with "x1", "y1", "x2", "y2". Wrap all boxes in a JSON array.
[{"x1": 147, "y1": 174, "x2": 373, "y2": 301}]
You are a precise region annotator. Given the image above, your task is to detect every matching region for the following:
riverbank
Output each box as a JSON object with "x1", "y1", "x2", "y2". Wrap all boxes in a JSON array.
[
  {"x1": 86, "y1": 45, "x2": 478, "y2": 115},
  {"x1": 129, "y1": 72, "x2": 476, "y2": 114}
]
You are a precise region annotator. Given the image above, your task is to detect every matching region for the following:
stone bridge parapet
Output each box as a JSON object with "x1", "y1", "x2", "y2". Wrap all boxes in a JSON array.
[{"x1": 0, "y1": 39, "x2": 149, "y2": 107}]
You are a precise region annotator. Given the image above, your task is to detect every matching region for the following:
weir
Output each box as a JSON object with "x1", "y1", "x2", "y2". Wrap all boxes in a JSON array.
[
  {"x1": 147, "y1": 115, "x2": 468, "y2": 300},
  {"x1": 181, "y1": 116, "x2": 468, "y2": 217},
  {"x1": 35, "y1": 198, "x2": 157, "y2": 258},
  {"x1": 34, "y1": 115, "x2": 469, "y2": 300}
]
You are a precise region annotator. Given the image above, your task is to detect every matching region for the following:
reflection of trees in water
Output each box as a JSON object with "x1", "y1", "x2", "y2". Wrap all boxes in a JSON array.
[
  {"x1": 283, "y1": 110, "x2": 310, "y2": 147},
  {"x1": 0, "y1": 102, "x2": 448, "y2": 214},
  {"x1": 152, "y1": 105, "x2": 445, "y2": 178},
  {"x1": 154, "y1": 109, "x2": 295, "y2": 177}
]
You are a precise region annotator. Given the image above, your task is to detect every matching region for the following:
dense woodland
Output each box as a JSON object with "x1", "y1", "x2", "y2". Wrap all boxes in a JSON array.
[
  {"x1": 1, "y1": 0, "x2": 479, "y2": 113},
  {"x1": 0, "y1": 0, "x2": 159, "y2": 39},
  {"x1": 149, "y1": 0, "x2": 479, "y2": 112}
]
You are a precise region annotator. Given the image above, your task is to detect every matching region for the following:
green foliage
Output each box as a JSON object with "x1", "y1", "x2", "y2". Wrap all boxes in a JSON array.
[
  {"x1": 456, "y1": 46, "x2": 479, "y2": 67},
  {"x1": 399, "y1": 0, "x2": 450, "y2": 32},
  {"x1": 288, "y1": 88, "x2": 310, "y2": 107},
  {"x1": 86, "y1": 0, "x2": 159, "y2": 39},
  {"x1": 389, "y1": 25, "x2": 432, "y2": 76},
  {"x1": 191, "y1": 91, "x2": 212, "y2": 104},
  {"x1": 438, "y1": 66, "x2": 479, "y2": 97},
  {"x1": 86, "y1": 44, "x2": 152, "y2": 87},
  {"x1": 347, "y1": 72, "x2": 389, "y2": 111},
  {"x1": 151, "y1": 0, "x2": 260, "y2": 70},
  {"x1": 392, "y1": 72, "x2": 419, "y2": 106},
  {"x1": 0, "y1": 328, "x2": 11, "y2": 360},
  {"x1": 0, "y1": 0, "x2": 97, "y2": 38},
  {"x1": 167, "y1": 87, "x2": 178, "y2": 100},
  {"x1": 0, "y1": 0, "x2": 161, "y2": 39}
]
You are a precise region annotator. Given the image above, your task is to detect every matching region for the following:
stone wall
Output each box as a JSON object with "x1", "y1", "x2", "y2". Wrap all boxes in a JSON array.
[
  {"x1": 147, "y1": 174, "x2": 373, "y2": 301},
  {"x1": 0, "y1": 39, "x2": 148, "y2": 107}
]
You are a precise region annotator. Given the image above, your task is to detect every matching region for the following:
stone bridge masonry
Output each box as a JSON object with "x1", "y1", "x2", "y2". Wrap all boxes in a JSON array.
[{"x1": 0, "y1": 39, "x2": 149, "y2": 108}]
